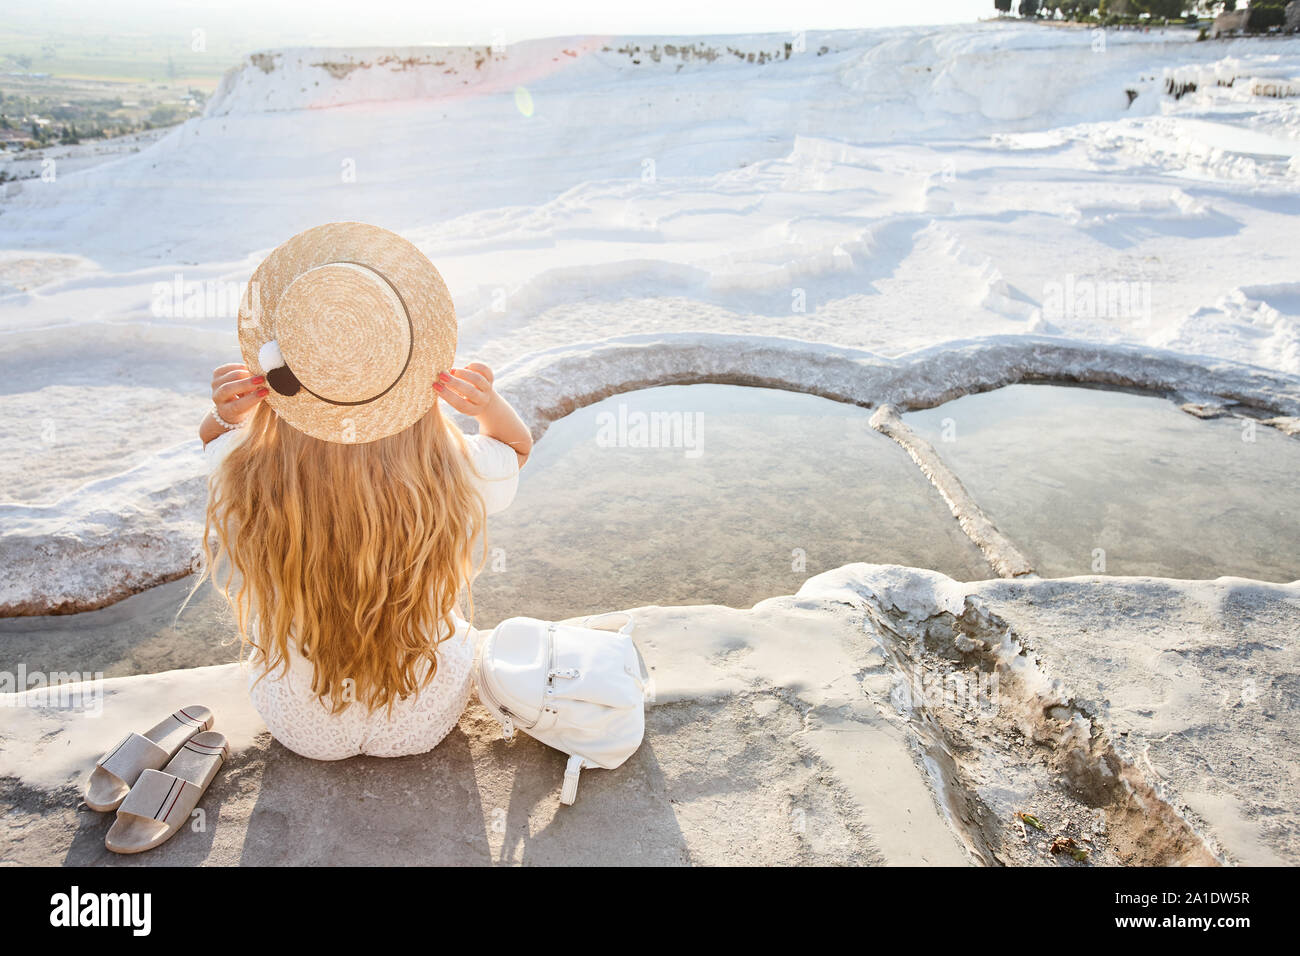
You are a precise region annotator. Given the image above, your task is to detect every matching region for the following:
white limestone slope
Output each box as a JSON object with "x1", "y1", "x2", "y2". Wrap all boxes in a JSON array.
[{"x1": 2, "y1": 21, "x2": 1300, "y2": 613}]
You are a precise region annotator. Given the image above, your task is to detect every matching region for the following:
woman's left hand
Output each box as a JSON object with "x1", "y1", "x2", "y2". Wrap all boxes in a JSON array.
[
  {"x1": 435, "y1": 362, "x2": 496, "y2": 417},
  {"x1": 436, "y1": 361, "x2": 532, "y2": 466}
]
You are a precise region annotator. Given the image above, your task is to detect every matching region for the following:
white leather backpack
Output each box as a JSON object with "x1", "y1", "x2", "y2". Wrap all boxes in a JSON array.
[{"x1": 473, "y1": 612, "x2": 652, "y2": 805}]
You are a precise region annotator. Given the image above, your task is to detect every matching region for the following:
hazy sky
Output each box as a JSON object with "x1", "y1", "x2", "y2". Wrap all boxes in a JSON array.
[{"x1": 16, "y1": 0, "x2": 995, "y2": 47}]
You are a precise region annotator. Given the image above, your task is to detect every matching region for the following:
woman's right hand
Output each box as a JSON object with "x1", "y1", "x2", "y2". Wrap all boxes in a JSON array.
[{"x1": 211, "y1": 363, "x2": 268, "y2": 427}]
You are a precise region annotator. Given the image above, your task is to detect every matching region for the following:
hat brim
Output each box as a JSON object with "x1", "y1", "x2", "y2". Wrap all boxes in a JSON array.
[{"x1": 238, "y1": 222, "x2": 456, "y2": 444}]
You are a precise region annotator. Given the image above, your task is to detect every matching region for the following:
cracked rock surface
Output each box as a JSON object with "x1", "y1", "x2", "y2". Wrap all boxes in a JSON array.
[{"x1": 4, "y1": 564, "x2": 1294, "y2": 866}]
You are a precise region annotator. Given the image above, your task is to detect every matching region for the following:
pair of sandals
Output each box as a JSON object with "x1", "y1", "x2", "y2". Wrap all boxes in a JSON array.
[{"x1": 84, "y1": 705, "x2": 227, "y2": 854}]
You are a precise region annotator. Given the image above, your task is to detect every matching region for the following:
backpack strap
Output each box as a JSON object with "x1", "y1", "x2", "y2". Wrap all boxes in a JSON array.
[
  {"x1": 559, "y1": 753, "x2": 585, "y2": 806},
  {"x1": 581, "y1": 611, "x2": 634, "y2": 636},
  {"x1": 582, "y1": 611, "x2": 654, "y2": 701}
]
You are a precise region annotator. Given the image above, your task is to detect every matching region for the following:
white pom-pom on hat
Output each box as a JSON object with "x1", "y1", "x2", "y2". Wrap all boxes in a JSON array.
[{"x1": 258, "y1": 339, "x2": 285, "y2": 372}]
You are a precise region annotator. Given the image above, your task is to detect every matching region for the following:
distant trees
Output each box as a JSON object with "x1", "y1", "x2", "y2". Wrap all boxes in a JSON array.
[
  {"x1": 994, "y1": 0, "x2": 1241, "y2": 17},
  {"x1": 1136, "y1": 0, "x2": 1188, "y2": 14},
  {"x1": 1196, "y1": 0, "x2": 1290, "y2": 29},
  {"x1": 998, "y1": 0, "x2": 1100, "y2": 17},
  {"x1": 1246, "y1": 1, "x2": 1287, "y2": 29},
  {"x1": 994, "y1": 0, "x2": 1294, "y2": 27}
]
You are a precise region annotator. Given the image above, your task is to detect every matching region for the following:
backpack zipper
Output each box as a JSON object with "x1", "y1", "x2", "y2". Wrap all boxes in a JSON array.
[
  {"x1": 476, "y1": 626, "x2": 555, "y2": 740},
  {"x1": 546, "y1": 622, "x2": 557, "y2": 686}
]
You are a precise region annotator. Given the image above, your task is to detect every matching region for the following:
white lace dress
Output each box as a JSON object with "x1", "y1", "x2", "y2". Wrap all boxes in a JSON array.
[{"x1": 204, "y1": 427, "x2": 520, "y2": 760}]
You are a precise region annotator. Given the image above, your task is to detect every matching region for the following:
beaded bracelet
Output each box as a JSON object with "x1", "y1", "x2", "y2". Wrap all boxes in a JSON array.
[{"x1": 211, "y1": 405, "x2": 245, "y2": 431}]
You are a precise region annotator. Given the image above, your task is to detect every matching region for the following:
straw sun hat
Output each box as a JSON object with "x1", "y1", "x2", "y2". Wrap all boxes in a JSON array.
[{"x1": 237, "y1": 221, "x2": 456, "y2": 444}]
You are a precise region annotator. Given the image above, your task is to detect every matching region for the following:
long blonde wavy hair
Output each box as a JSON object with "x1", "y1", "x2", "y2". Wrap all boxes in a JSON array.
[{"x1": 193, "y1": 400, "x2": 486, "y2": 715}]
